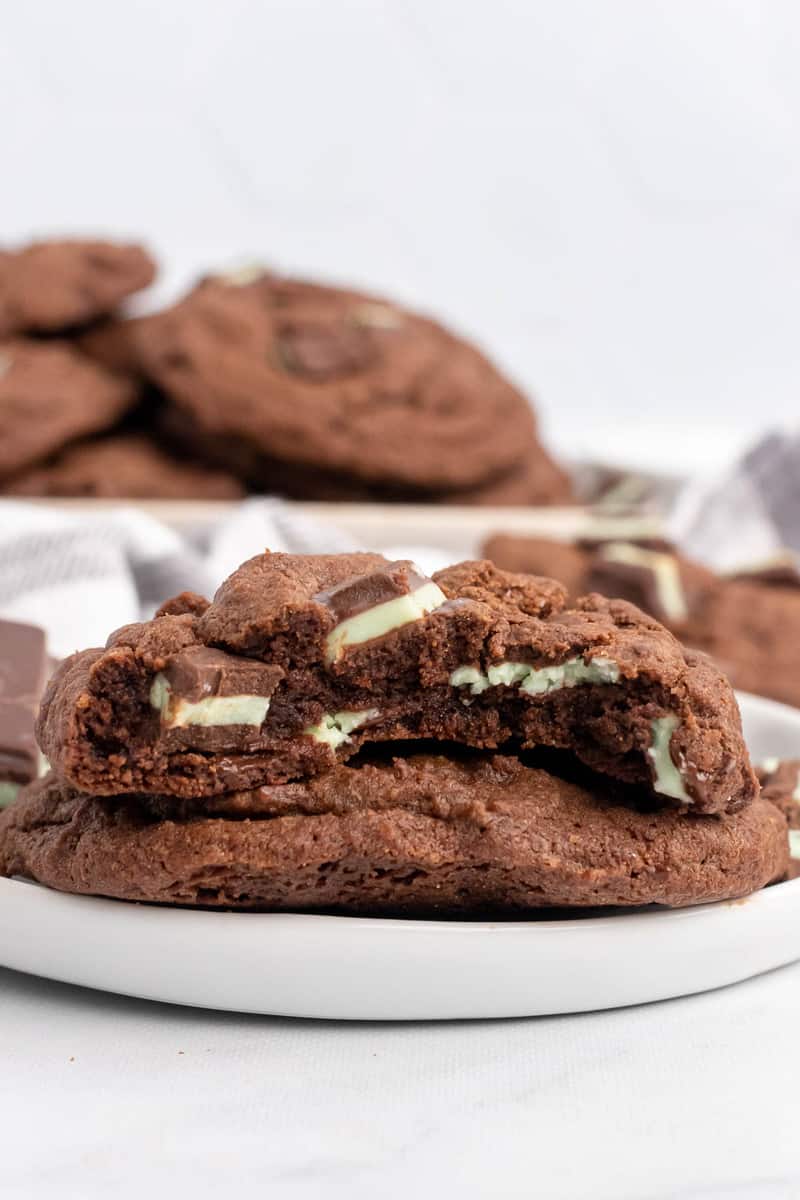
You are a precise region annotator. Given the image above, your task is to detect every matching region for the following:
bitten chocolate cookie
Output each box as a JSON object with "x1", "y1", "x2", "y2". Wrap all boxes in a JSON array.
[
  {"x1": 3, "y1": 434, "x2": 245, "y2": 500},
  {"x1": 0, "y1": 758, "x2": 785, "y2": 912},
  {"x1": 38, "y1": 552, "x2": 757, "y2": 814},
  {"x1": 133, "y1": 270, "x2": 570, "y2": 501},
  {"x1": 0, "y1": 339, "x2": 136, "y2": 480},
  {"x1": 0, "y1": 239, "x2": 155, "y2": 336}
]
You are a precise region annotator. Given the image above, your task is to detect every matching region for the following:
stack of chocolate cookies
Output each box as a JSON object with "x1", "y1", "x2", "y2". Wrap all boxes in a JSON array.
[
  {"x1": 0, "y1": 238, "x2": 572, "y2": 504},
  {"x1": 0, "y1": 553, "x2": 788, "y2": 914},
  {"x1": 0, "y1": 238, "x2": 244, "y2": 500}
]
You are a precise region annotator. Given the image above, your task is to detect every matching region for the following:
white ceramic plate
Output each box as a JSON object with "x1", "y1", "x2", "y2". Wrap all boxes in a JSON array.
[{"x1": 1, "y1": 691, "x2": 799, "y2": 1020}]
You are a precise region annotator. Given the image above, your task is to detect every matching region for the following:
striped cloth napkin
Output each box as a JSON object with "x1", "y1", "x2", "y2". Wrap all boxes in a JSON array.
[{"x1": 0, "y1": 499, "x2": 361, "y2": 660}]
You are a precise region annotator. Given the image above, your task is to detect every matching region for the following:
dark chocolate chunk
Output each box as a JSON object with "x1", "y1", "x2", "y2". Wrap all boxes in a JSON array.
[
  {"x1": 159, "y1": 647, "x2": 283, "y2": 705},
  {"x1": 314, "y1": 561, "x2": 430, "y2": 623}
]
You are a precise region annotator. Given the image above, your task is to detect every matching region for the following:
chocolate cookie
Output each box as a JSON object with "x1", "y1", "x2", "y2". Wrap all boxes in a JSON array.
[
  {"x1": 38, "y1": 552, "x2": 757, "y2": 814},
  {"x1": 3, "y1": 434, "x2": 245, "y2": 500},
  {"x1": 483, "y1": 535, "x2": 591, "y2": 596},
  {"x1": 445, "y1": 452, "x2": 573, "y2": 507},
  {"x1": 485, "y1": 534, "x2": 800, "y2": 709},
  {"x1": 0, "y1": 339, "x2": 136, "y2": 480},
  {"x1": 76, "y1": 313, "x2": 159, "y2": 378},
  {"x1": 483, "y1": 533, "x2": 714, "y2": 626},
  {"x1": 133, "y1": 271, "x2": 570, "y2": 501},
  {"x1": 0, "y1": 758, "x2": 785, "y2": 912},
  {"x1": 757, "y1": 758, "x2": 800, "y2": 879},
  {"x1": 0, "y1": 239, "x2": 155, "y2": 336},
  {"x1": 683, "y1": 581, "x2": 800, "y2": 709}
]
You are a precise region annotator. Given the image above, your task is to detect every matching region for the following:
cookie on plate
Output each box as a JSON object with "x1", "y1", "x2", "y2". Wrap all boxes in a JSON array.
[
  {"x1": 0, "y1": 239, "x2": 155, "y2": 336},
  {"x1": 0, "y1": 339, "x2": 137, "y2": 481},
  {"x1": 0, "y1": 756, "x2": 786, "y2": 912},
  {"x1": 38, "y1": 552, "x2": 757, "y2": 814},
  {"x1": 2, "y1": 434, "x2": 245, "y2": 500},
  {"x1": 133, "y1": 271, "x2": 571, "y2": 503}
]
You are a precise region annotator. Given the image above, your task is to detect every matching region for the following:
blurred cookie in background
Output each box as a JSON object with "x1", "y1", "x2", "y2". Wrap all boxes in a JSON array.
[
  {"x1": 757, "y1": 758, "x2": 800, "y2": 880},
  {"x1": 131, "y1": 269, "x2": 573, "y2": 505},
  {"x1": 0, "y1": 618, "x2": 47, "y2": 809},
  {"x1": 0, "y1": 339, "x2": 137, "y2": 482},
  {"x1": 443, "y1": 452, "x2": 573, "y2": 507},
  {"x1": 0, "y1": 239, "x2": 155, "y2": 336},
  {"x1": 483, "y1": 532, "x2": 800, "y2": 709},
  {"x1": 482, "y1": 535, "x2": 591, "y2": 595},
  {"x1": 686, "y1": 574, "x2": 800, "y2": 708},
  {"x1": 2, "y1": 433, "x2": 245, "y2": 500},
  {"x1": 77, "y1": 312, "x2": 159, "y2": 379}
]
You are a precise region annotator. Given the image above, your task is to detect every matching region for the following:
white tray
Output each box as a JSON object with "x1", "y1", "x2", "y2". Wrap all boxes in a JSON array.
[
  {"x1": 1, "y1": 691, "x2": 797, "y2": 1020},
  {"x1": 16, "y1": 498, "x2": 662, "y2": 559}
]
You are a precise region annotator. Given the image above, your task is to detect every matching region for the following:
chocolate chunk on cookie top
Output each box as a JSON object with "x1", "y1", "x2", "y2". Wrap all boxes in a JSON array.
[
  {"x1": 197, "y1": 552, "x2": 455, "y2": 666},
  {"x1": 0, "y1": 762, "x2": 786, "y2": 912},
  {"x1": 314, "y1": 561, "x2": 446, "y2": 662},
  {"x1": 0, "y1": 239, "x2": 155, "y2": 336},
  {"x1": 38, "y1": 553, "x2": 757, "y2": 814}
]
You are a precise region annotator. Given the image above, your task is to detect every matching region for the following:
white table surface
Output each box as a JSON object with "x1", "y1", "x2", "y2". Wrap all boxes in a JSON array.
[{"x1": 2, "y1": 958, "x2": 798, "y2": 1200}]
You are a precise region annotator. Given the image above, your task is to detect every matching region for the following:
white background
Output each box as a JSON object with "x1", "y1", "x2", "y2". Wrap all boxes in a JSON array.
[{"x1": 3, "y1": 0, "x2": 800, "y2": 471}]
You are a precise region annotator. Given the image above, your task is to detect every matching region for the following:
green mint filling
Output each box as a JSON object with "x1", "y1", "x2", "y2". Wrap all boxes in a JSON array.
[{"x1": 450, "y1": 655, "x2": 620, "y2": 697}]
